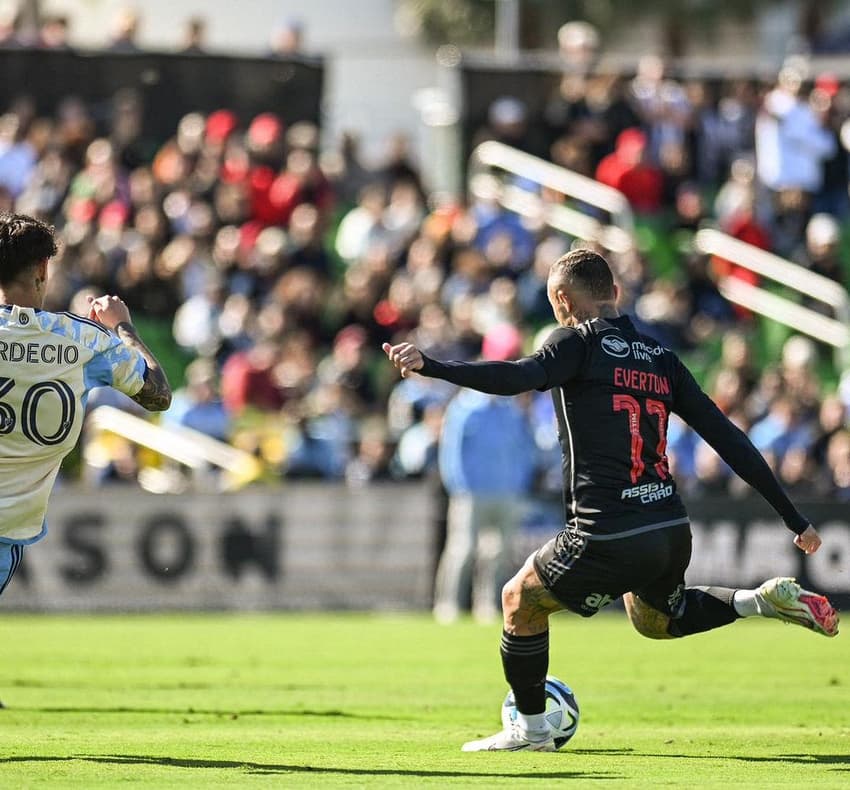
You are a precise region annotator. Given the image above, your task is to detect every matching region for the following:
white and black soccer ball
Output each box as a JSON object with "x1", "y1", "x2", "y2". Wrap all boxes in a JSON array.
[{"x1": 501, "y1": 675, "x2": 579, "y2": 749}]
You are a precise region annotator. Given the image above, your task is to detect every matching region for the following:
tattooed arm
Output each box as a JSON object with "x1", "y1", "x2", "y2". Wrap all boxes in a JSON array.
[
  {"x1": 87, "y1": 295, "x2": 172, "y2": 412},
  {"x1": 114, "y1": 321, "x2": 172, "y2": 412}
]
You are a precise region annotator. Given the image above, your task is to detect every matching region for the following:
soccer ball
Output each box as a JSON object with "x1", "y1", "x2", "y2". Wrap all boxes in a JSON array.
[{"x1": 501, "y1": 675, "x2": 579, "y2": 749}]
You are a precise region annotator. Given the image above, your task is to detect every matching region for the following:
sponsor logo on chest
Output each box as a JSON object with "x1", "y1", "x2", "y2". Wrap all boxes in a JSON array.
[{"x1": 600, "y1": 334, "x2": 664, "y2": 362}]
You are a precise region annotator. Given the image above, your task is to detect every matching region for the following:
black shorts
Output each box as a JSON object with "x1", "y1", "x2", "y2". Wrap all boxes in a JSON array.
[{"x1": 533, "y1": 523, "x2": 692, "y2": 618}]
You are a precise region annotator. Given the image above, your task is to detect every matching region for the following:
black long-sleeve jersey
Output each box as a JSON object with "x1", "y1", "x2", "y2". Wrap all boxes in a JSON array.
[{"x1": 419, "y1": 314, "x2": 809, "y2": 538}]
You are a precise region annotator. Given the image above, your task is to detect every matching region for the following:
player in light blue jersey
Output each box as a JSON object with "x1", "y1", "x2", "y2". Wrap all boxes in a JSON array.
[{"x1": 0, "y1": 213, "x2": 172, "y2": 597}]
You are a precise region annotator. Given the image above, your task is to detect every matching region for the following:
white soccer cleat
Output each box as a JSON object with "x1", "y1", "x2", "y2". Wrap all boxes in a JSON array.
[
  {"x1": 461, "y1": 723, "x2": 556, "y2": 752},
  {"x1": 754, "y1": 577, "x2": 839, "y2": 637}
]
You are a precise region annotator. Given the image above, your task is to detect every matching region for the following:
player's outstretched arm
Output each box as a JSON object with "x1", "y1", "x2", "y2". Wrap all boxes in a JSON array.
[
  {"x1": 382, "y1": 341, "x2": 548, "y2": 396},
  {"x1": 670, "y1": 355, "x2": 817, "y2": 551},
  {"x1": 88, "y1": 295, "x2": 172, "y2": 412}
]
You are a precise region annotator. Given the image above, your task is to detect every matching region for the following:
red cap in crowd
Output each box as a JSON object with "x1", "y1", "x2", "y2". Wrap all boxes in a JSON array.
[
  {"x1": 99, "y1": 200, "x2": 129, "y2": 229},
  {"x1": 67, "y1": 197, "x2": 98, "y2": 224},
  {"x1": 206, "y1": 109, "x2": 239, "y2": 144},
  {"x1": 616, "y1": 128, "x2": 647, "y2": 155},
  {"x1": 248, "y1": 113, "x2": 283, "y2": 148},
  {"x1": 815, "y1": 72, "x2": 841, "y2": 98}
]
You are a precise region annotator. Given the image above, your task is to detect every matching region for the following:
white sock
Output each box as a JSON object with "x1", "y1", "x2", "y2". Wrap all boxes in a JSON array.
[
  {"x1": 732, "y1": 588, "x2": 760, "y2": 617},
  {"x1": 515, "y1": 711, "x2": 549, "y2": 739}
]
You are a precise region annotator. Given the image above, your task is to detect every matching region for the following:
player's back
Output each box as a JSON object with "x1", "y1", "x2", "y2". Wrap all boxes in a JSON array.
[
  {"x1": 0, "y1": 305, "x2": 145, "y2": 542},
  {"x1": 551, "y1": 315, "x2": 689, "y2": 536}
]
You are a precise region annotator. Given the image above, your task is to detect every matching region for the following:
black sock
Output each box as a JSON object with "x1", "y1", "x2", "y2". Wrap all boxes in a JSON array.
[
  {"x1": 667, "y1": 586, "x2": 740, "y2": 638},
  {"x1": 500, "y1": 631, "x2": 549, "y2": 714}
]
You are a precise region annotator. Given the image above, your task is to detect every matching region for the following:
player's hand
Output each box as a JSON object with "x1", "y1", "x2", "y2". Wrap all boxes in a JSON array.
[
  {"x1": 382, "y1": 342, "x2": 424, "y2": 378},
  {"x1": 87, "y1": 294, "x2": 132, "y2": 330},
  {"x1": 794, "y1": 525, "x2": 821, "y2": 555}
]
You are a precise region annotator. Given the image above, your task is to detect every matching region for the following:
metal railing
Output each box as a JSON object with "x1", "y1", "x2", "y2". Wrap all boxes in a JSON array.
[
  {"x1": 468, "y1": 141, "x2": 634, "y2": 252},
  {"x1": 694, "y1": 229, "x2": 850, "y2": 368},
  {"x1": 87, "y1": 406, "x2": 264, "y2": 492},
  {"x1": 468, "y1": 141, "x2": 850, "y2": 368}
]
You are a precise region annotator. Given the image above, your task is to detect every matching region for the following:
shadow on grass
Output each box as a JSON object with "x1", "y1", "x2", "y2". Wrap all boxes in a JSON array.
[
  {"x1": 554, "y1": 748, "x2": 848, "y2": 772},
  {"x1": 624, "y1": 751, "x2": 850, "y2": 770},
  {"x1": 0, "y1": 754, "x2": 624, "y2": 780},
  {"x1": 7, "y1": 680, "x2": 322, "y2": 691},
  {"x1": 5, "y1": 706, "x2": 402, "y2": 720}
]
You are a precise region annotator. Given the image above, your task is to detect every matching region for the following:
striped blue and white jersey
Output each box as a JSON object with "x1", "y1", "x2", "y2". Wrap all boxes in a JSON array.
[{"x1": 0, "y1": 305, "x2": 146, "y2": 542}]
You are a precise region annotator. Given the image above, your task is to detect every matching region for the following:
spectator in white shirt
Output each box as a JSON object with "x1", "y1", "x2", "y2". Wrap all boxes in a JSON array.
[{"x1": 755, "y1": 67, "x2": 836, "y2": 199}]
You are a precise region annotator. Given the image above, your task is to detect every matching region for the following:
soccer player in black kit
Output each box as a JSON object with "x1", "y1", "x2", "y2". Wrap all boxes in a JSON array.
[{"x1": 383, "y1": 248, "x2": 839, "y2": 752}]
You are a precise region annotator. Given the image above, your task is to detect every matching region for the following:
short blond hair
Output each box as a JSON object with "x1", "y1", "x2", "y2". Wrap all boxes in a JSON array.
[{"x1": 549, "y1": 248, "x2": 615, "y2": 301}]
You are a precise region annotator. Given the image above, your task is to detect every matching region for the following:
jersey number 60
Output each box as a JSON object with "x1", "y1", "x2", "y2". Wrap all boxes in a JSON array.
[{"x1": 0, "y1": 377, "x2": 77, "y2": 446}]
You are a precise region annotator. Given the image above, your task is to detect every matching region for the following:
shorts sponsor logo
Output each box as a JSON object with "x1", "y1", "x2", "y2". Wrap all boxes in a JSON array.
[
  {"x1": 667, "y1": 584, "x2": 685, "y2": 616},
  {"x1": 601, "y1": 335, "x2": 630, "y2": 358},
  {"x1": 583, "y1": 592, "x2": 614, "y2": 611},
  {"x1": 621, "y1": 482, "x2": 674, "y2": 504}
]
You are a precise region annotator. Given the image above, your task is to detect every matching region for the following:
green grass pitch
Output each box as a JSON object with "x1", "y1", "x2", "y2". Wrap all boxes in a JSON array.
[{"x1": 0, "y1": 612, "x2": 846, "y2": 788}]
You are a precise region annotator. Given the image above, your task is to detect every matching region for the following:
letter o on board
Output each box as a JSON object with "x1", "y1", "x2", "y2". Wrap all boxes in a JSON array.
[{"x1": 138, "y1": 515, "x2": 194, "y2": 581}]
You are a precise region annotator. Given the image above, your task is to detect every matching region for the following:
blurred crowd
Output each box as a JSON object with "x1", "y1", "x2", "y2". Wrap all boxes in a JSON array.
[
  {"x1": 0, "y1": 4, "x2": 305, "y2": 57},
  {"x1": 2, "y1": 12, "x2": 850, "y2": 503}
]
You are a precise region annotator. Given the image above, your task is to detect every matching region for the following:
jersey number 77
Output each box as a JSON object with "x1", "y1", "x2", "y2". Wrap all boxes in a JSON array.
[{"x1": 613, "y1": 394, "x2": 669, "y2": 484}]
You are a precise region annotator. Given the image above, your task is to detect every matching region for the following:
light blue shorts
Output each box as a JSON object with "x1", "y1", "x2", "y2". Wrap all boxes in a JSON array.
[{"x1": 0, "y1": 543, "x2": 24, "y2": 597}]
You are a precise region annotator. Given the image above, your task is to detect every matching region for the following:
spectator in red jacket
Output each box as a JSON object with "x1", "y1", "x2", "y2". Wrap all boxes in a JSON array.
[{"x1": 595, "y1": 127, "x2": 664, "y2": 213}]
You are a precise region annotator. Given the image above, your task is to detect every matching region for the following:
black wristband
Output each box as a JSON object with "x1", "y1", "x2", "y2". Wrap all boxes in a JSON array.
[
  {"x1": 418, "y1": 353, "x2": 437, "y2": 377},
  {"x1": 786, "y1": 515, "x2": 810, "y2": 536}
]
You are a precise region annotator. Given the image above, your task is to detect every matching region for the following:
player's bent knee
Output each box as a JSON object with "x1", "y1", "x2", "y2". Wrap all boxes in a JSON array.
[
  {"x1": 501, "y1": 559, "x2": 549, "y2": 628},
  {"x1": 632, "y1": 620, "x2": 669, "y2": 640},
  {"x1": 624, "y1": 593, "x2": 673, "y2": 640},
  {"x1": 501, "y1": 575, "x2": 522, "y2": 617}
]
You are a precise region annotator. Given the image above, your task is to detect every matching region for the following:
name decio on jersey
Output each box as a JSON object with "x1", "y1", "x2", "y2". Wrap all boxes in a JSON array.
[
  {"x1": 620, "y1": 481, "x2": 674, "y2": 503},
  {"x1": 0, "y1": 341, "x2": 80, "y2": 364}
]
